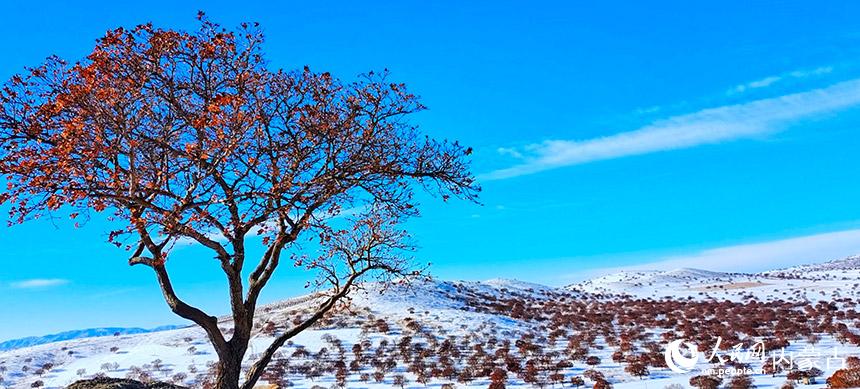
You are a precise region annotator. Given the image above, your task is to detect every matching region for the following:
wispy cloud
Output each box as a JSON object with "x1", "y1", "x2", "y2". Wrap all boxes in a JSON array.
[
  {"x1": 9, "y1": 278, "x2": 69, "y2": 289},
  {"x1": 566, "y1": 228, "x2": 860, "y2": 282},
  {"x1": 496, "y1": 147, "x2": 524, "y2": 159},
  {"x1": 483, "y1": 78, "x2": 860, "y2": 180},
  {"x1": 730, "y1": 66, "x2": 833, "y2": 94}
]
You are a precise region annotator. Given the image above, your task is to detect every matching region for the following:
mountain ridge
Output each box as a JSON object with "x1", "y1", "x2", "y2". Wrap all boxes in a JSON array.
[{"x1": 0, "y1": 325, "x2": 185, "y2": 352}]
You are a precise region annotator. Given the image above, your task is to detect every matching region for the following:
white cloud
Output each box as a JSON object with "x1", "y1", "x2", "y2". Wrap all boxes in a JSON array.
[
  {"x1": 789, "y1": 66, "x2": 833, "y2": 78},
  {"x1": 496, "y1": 147, "x2": 523, "y2": 159},
  {"x1": 572, "y1": 228, "x2": 860, "y2": 282},
  {"x1": 737, "y1": 76, "x2": 781, "y2": 92},
  {"x1": 483, "y1": 78, "x2": 860, "y2": 180},
  {"x1": 731, "y1": 66, "x2": 833, "y2": 94},
  {"x1": 10, "y1": 278, "x2": 69, "y2": 289}
]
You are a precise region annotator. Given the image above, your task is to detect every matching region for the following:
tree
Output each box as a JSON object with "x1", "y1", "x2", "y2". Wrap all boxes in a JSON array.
[
  {"x1": 583, "y1": 369, "x2": 604, "y2": 383},
  {"x1": 392, "y1": 374, "x2": 408, "y2": 389},
  {"x1": 827, "y1": 368, "x2": 860, "y2": 388},
  {"x1": 762, "y1": 361, "x2": 782, "y2": 377},
  {"x1": 624, "y1": 361, "x2": 648, "y2": 379},
  {"x1": 727, "y1": 374, "x2": 755, "y2": 389},
  {"x1": 171, "y1": 372, "x2": 189, "y2": 385},
  {"x1": 786, "y1": 370, "x2": 805, "y2": 381},
  {"x1": 489, "y1": 368, "x2": 507, "y2": 389},
  {"x1": 805, "y1": 367, "x2": 823, "y2": 378},
  {"x1": 689, "y1": 375, "x2": 722, "y2": 389},
  {"x1": 593, "y1": 379, "x2": 613, "y2": 389},
  {"x1": 0, "y1": 15, "x2": 478, "y2": 389}
]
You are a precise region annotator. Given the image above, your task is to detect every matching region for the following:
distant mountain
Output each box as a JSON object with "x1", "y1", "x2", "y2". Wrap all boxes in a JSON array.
[
  {"x1": 568, "y1": 255, "x2": 860, "y2": 301},
  {"x1": 0, "y1": 325, "x2": 185, "y2": 351},
  {"x1": 762, "y1": 254, "x2": 860, "y2": 275},
  {"x1": 568, "y1": 267, "x2": 749, "y2": 295}
]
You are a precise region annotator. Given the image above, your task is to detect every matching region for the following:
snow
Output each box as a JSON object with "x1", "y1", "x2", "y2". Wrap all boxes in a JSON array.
[
  {"x1": 2, "y1": 256, "x2": 860, "y2": 388},
  {"x1": 0, "y1": 327, "x2": 185, "y2": 352},
  {"x1": 569, "y1": 256, "x2": 860, "y2": 303}
]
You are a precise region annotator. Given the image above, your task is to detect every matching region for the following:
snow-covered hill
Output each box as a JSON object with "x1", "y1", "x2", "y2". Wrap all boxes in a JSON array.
[
  {"x1": 569, "y1": 255, "x2": 860, "y2": 302},
  {"x1": 0, "y1": 327, "x2": 185, "y2": 352},
  {"x1": 762, "y1": 254, "x2": 860, "y2": 279},
  {"x1": 0, "y1": 279, "x2": 562, "y2": 388},
  {"x1": 3, "y1": 256, "x2": 860, "y2": 389}
]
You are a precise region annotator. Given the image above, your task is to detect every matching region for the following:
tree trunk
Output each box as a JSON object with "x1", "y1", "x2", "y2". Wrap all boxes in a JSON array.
[{"x1": 214, "y1": 352, "x2": 243, "y2": 389}]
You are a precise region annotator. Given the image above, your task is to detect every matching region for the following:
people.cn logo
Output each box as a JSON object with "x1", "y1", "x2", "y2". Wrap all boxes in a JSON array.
[{"x1": 664, "y1": 339, "x2": 699, "y2": 373}]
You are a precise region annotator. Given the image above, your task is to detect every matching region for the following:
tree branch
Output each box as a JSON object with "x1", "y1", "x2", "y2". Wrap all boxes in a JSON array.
[
  {"x1": 240, "y1": 265, "x2": 380, "y2": 389},
  {"x1": 129, "y1": 255, "x2": 229, "y2": 356}
]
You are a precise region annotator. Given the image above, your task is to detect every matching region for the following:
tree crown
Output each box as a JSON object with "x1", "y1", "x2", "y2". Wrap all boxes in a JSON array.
[{"x1": 0, "y1": 16, "x2": 479, "y2": 269}]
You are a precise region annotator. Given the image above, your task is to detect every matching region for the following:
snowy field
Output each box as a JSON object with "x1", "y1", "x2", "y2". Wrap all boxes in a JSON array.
[{"x1": 2, "y1": 257, "x2": 860, "y2": 388}]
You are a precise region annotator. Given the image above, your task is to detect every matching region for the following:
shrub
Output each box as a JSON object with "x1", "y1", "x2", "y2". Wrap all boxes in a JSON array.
[
  {"x1": 690, "y1": 375, "x2": 722, "y2": 389},
  {"x1": 827, "y1": 368, "x2": 860, "y2": 388}
]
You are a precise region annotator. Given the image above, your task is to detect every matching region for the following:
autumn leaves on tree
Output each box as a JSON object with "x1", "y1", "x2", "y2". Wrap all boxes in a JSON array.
[{"x1": 0, "y1": 14, "x2": 478, "y2": 389}]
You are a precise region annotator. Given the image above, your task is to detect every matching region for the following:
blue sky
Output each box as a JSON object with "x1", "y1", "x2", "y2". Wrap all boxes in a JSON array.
[{"x1": 3, "y1": 1, "x2": 860, "y2": 339}]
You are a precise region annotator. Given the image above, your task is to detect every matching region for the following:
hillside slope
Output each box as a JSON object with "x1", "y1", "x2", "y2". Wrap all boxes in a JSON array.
[
  {"x1": 569, "y1": 255, "x2": 860, "y2": 302},
  {"x1": 2, "y1": 257, "x2": 860, "y2": 388}
]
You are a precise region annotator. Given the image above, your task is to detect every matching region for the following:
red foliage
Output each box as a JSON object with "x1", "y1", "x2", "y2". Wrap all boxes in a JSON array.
[
  {"x1": 827, "y1": 368, "x2": 860, "y2": 388},
  {"x1": 690, "y1": 375, "x2": 722, "y2": 389},
  {"x1": 0, "y1": 15, "x2": 478, "y2": 389}
]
